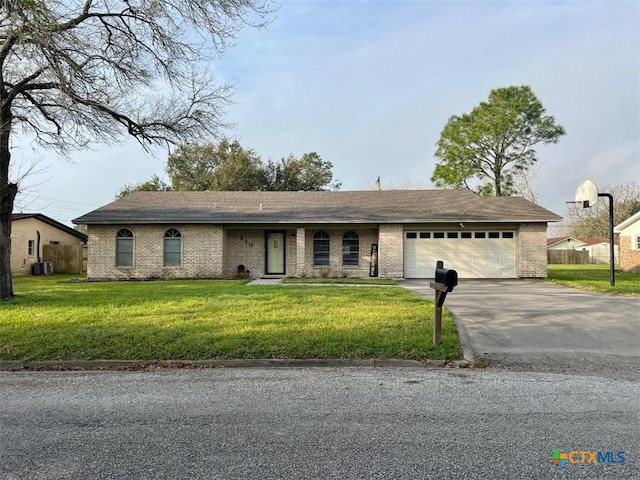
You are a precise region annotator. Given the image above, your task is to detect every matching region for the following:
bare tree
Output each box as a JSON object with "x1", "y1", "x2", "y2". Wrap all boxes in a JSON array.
[
  {"x1": 512, "y1": 161, "x2": 541, "y2": 203},
  {"x1": 0, "y1": 0, "x2": 270, "y2": 300},
  {"x1": 9, "y1": 155, "x2": 51, "y2": 211}
]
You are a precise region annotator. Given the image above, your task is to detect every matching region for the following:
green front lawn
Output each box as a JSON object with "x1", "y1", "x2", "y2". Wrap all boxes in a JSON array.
[
  {"x1": 547, "y1": 264, "x2": 640, "y2": 296},
  {"x1": 0, "y1": 276, "x2": 461, "y2": 362}
]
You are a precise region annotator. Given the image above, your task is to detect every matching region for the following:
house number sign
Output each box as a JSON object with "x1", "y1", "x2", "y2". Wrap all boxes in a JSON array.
[{"x1": 241, "y1": 237, "x2": 254, "y2": 247}]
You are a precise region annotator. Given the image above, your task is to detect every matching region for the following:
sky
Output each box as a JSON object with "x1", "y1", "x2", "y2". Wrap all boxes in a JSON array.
[{"x1": 11, "y1": 0, "x2": 640, "y2": 228}]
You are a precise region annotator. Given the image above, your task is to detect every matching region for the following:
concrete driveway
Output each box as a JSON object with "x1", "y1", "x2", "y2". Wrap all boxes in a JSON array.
[{"x1": 399, "y1": 279, "x2": 640, "y2": 379}]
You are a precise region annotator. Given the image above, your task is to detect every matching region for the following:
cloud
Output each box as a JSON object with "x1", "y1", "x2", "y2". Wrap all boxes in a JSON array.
[{"x1": 11, "y1": 0, "x2": 639, "y2": 224}]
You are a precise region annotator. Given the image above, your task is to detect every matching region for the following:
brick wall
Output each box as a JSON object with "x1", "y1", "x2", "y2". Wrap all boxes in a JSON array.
[
  {"x1": 296, "y1": 228, "x2": 306, "y2": 276},
  {"x1": 301, "y1": 227, "x2": 379, "y2": 278},
  {"x1": 378, "y1": 224, "x2": 404, "y2": 278},
  {"x1": 223, "y1": 229, "x2": 265, "y2": 278},
  {"x1": 87, "y1": 224, "x2": 223, "y2": 280},
  {"x1": 87, "y1": 222, "x2": 553, "y2": 280},
  {"x1": 619, "y1": 236, "x2": 640, "y2": 272},
  {"x1": 223, "y1": 229, "x2": 298, "y2": 278},
  {"x1": 518, "y1": 223, "x2": 549, "y2": 278}
]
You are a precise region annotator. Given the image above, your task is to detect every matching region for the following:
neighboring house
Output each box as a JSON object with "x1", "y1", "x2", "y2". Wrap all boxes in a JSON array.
[
  {"x1": 72, "y1": 190, "x2": 562, "y2": 281},
  {"x1": 614, "y1": 211, "x2": 640, "y2": 272},
  {"x1": 576, "y1": 238, "x2": 619, "y2": 264},
  {"x1": 11, "y1": 213, "x2": 88, "y2": 275},
  {"x1": 547, "y1": 236, "x2": 619, "y2": 264},
  {"x1": 547, "y1": 237, "x2": 588, "y2": 250}
]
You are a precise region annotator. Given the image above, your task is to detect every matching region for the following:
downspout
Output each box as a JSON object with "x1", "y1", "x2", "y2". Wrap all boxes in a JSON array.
[{"x1": 36, "y1": 230, "x2": 41, "y2": 263}]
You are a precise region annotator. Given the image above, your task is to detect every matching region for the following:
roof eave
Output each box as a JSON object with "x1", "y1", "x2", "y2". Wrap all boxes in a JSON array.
[
  {"x1": 76, "y1": 217, "x2": 562, "y2": 225},
  {"x1": 614, "y1": 211, "x2": 640, "y2": 232}
]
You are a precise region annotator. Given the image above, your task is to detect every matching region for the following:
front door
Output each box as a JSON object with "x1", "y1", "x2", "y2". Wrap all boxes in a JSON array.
[{"x1": 266, "y1": 232, "x2": 285, "y2": 275}]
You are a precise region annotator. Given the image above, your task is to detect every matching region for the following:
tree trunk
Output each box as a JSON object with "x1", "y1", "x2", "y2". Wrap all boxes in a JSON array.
[
  {"x1": 494, "y1": 162, "x2": 503, "y2": 197},
  {"x1": 0, "y1": 106, "x2": 16, "y2": 301}
]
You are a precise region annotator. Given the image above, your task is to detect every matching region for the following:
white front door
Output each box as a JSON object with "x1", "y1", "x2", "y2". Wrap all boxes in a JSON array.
[{"x1": 266, "y1": 232, "x2": 285, "y2": 275}]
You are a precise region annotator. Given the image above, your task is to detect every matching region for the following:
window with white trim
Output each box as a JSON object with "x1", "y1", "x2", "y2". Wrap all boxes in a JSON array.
[
  {"x1": 634, "y1": 235, "x2": 640, "y2": 250},
  {"x1": 313, "y1": 230, "x2": 330, "y2": 266},
  {"x1": 342, "y1": 231, "x2": 359, "y2": 267},
  {"x1": 164, "y1": 228, "x2": 182, "y2": 267},
  {"x1": 116, "y1": 229, "x2": 134, "y2": 267}
]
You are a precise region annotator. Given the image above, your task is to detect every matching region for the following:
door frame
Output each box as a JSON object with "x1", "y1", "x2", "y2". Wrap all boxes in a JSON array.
[{"x1": 264, "y1": 231, "x2": 286, "y2": 275}]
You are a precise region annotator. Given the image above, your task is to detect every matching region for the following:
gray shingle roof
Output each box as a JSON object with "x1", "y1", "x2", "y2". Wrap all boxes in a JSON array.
[{"x1": 72, "y1": 190, "x2": 562, "y2": 225}]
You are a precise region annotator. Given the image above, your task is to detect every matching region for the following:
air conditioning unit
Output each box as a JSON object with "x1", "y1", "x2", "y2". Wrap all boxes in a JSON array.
[
  {"x1": 31, "y1": 262, "x2": 45, "y2": 275},
  {"x1": 31, "y1": 262, "x2": 54, "y2": 275}
]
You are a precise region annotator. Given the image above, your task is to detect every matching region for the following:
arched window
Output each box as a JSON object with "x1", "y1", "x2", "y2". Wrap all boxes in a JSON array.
[
  {"x1": 342, "y1": 231, "x2": 359, "y2": 267},
  {"x1": 313, "y1": 230, "x2": 330, "y2": 267},
  {"x1": 116, "y1": 228, "x2": 134, "y2": 267},
  {"x1": 164, "y1": 228, "x2": 182, "y2": 267}
]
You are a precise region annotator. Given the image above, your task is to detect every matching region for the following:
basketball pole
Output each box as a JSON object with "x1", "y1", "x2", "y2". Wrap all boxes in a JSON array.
[
  {"x1": 598, "y1": 193, "x2": 615, "y2": 287},
  {"x1": 572, "y1": 180, "x2": 615, "y2": 288}
]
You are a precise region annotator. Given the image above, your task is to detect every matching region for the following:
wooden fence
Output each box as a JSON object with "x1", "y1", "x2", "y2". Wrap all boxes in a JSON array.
[
  {"x1": 547, "y1": 250, "x2": 589, "y2": 265},
  {"x1": 43, "y1": 244, "x2": 87, "y2": 274}
]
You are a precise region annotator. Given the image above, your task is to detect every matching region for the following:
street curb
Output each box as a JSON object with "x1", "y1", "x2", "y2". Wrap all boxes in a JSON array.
[
  {"x1": 0, "y1": 358, "x2": 471, "y2": 372},
  {"x1": 449, "y1": 312, "x2": 476, "y2": 364}
]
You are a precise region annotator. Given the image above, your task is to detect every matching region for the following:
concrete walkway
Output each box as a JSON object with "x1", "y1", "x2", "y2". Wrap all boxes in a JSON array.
[{"x1": 246, "y1": 278, "x2": 283, "y2": 285}]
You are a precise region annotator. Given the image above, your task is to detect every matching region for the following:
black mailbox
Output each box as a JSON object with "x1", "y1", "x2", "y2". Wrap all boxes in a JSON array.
[{"x1": 435, "y1": 268, "x2": 458, "y2": 292}]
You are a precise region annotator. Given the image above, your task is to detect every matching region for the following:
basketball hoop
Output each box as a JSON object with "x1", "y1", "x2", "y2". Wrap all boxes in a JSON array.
[
  {"x1": 569, "y1": 179, "x2": 615, "y2": 286},
  {"x1": 572, "y1": 179, "x2": 599, "y2": 208}
]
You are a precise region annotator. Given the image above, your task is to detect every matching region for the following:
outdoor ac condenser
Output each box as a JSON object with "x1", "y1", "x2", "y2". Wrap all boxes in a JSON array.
[
  {"x1": 31, "y1": 262, "x2": 54, "y2": 275},
  {"x1": 32, "y1": 262, "x2": 45, "y2": 275}
]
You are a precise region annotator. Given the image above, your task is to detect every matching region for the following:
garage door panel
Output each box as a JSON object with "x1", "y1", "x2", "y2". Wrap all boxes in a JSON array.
[{"x1": 404, "y1": 231, "x2": 517, "y2": 279}]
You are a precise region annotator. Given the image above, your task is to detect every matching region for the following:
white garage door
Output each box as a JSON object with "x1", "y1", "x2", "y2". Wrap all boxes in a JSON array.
[{"x1": 403, "y1": 231, "x2": 517, "y2": 279}]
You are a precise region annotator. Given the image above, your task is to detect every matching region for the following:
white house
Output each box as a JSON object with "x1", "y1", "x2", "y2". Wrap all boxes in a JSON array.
[{"x1": 614, "y1": 211, "x2": 640, "y2": 272}]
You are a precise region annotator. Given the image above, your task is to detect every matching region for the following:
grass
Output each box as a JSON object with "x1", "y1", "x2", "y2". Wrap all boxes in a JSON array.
[
  {"x1": 0, "y1": 276, "x2": 461, "y2": 362},
  {"x1": 547, "y1": 264, "x2": 640, "y2": 296},
  {"x1": 281, "y1": 277, "x2": 396, "y2": 285}
]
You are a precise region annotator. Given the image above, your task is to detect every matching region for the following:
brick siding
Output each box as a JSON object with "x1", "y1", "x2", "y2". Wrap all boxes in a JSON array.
[
  {"x1": 619, "y1": 236, "x2": 640, "y2": 272},
  {"x1": 87, "y1": 224, "x2": 223, "y2": 280},
  {"x1": 223, "y1": 228, "x2": 300, "y2": 278},
  {"x1": 378, "y1": 224, "x2": 404, "y2": 278},
  {"x1": 87, "y1": 222, "x2": 551, "y2": 280},
  {"x1": 518, "y1": 223, "x2": 549, "y2": 278},
  {"x1": 301, "y1": 227, "x2": 379, "y2": 278}
]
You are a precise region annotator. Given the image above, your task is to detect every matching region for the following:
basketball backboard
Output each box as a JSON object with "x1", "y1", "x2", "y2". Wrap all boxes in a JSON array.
[{"x1": 574, "y1": 179, "x2": 599, "y2": 208}]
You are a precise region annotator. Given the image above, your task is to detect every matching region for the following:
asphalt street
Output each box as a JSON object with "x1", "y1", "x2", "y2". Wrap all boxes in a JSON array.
[{"x1": 1, "y1": 367, "x2": 638, "y2": 479}]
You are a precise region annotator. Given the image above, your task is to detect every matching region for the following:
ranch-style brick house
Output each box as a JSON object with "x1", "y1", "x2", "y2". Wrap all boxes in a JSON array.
[{"x1": 72, "y1": 189, "x2": 562, "y2": 281}]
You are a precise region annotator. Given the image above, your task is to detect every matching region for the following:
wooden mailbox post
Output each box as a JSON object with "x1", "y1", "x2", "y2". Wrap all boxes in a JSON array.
[{"x1": 429, "y1": 260, "x2": 458, "y2": 345}]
